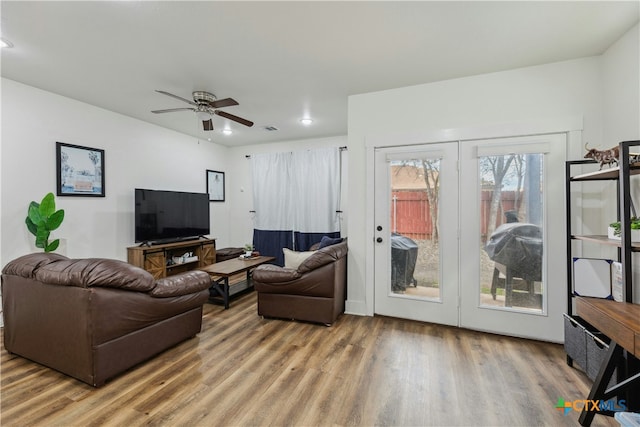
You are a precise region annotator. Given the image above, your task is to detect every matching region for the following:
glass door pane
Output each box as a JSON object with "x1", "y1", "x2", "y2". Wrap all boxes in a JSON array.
[
  {"x1": 389, "y1": 159, "x2": 441, "y2": 300},
  {"x1": 479, "y1": 153, "x2": 544, "y2": 312}
]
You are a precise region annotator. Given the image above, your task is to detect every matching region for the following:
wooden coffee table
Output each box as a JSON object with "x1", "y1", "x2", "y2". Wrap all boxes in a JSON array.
[{"x1": 199, "y1": 256, "x2": 275, "y2": 309}]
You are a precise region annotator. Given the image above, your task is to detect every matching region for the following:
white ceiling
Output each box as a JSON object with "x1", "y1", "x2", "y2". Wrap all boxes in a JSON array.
[{"x1": 1, "y1": 1, "x2": 638, "y2": 146}]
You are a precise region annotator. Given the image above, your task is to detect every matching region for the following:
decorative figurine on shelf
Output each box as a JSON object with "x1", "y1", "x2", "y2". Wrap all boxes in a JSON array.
[{"x1": 584, "y1": 142, "x2": 619, "y2": 170}]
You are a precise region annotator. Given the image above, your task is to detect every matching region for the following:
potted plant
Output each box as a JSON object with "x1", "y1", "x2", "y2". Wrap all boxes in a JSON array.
[
  {"x1": 244, "y1": 243, "x2": 254, "y2": 257},
  {"x1": 608, "y1": 217, "x2": 640, "y2": 241},
  {"x1": 25, "y1": 192, "x2": 65, "y2": 252}
]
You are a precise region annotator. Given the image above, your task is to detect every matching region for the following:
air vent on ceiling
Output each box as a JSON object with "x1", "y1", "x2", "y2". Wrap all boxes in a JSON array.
[{"x1": 263, "y1": 126, "x2": 279, "y2": 132}]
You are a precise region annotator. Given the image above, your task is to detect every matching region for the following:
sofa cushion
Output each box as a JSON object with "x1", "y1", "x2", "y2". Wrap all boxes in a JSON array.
[
  {"x1": 283, "y1": 248, "x2": 315, "y2": 269},
  {"x1": 150, "y1": 270, "x2": 211, "y2": 297},
  {"x1": 1, "y1": 252, "x2": 69, "y2": 278},
  {"x1": 33, "y1": 258, "x2": 155, "y2": 292},
  {"x1": 318, "y1": 236, "x2": 343, "y2": 249}
]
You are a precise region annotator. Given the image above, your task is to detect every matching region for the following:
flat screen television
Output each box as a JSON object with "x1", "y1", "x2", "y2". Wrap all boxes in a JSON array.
[{"x1": 135, "y1": 188, "x2": 210, "y2": 244}]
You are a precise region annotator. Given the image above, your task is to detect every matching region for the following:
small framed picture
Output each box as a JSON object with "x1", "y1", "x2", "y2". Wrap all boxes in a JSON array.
[
  {"x1": 56, "y1": 142, "x2": 105, "y2": 197},
  {"x1": 206, "y1": 170, "x2": 225, "y2": 202}
]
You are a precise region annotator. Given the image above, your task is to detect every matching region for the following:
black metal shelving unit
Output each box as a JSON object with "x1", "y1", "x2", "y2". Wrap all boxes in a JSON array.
[
  {"x1": 566, "y1": 140, "x2": 640, "y2": 315},
  {"x1": 564, "y1": 141, "x2": 640, "y2": 408}
]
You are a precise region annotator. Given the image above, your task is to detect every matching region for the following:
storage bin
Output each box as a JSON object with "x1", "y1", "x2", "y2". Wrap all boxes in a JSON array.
[
  {"x1": 585, "y1": 330, "x2": 617, "y2": 389},
  {"x1": 564, "y1": 314, "x2": 589, "y2": 370}
]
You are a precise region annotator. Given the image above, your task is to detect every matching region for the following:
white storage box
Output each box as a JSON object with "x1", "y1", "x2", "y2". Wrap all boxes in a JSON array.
[
  {"x1": 572, "y1": 258, "x2": 612, "y2": 298},
  {"x1": 611, "y1": 261, "x2": 625, "y2": 302}
]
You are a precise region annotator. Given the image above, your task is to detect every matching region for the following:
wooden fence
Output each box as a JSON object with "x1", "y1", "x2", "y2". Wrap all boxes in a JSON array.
[{"x1": 391, "y1": 190, "x2": 521, "y2": 240}]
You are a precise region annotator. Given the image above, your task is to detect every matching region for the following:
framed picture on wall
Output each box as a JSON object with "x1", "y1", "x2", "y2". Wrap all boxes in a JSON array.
[
  {"x1": 56, "y1": 142, "x2": 105, "y2": 197},
  {"x1": 207, "y1": 170, "x2": 225, "y2": 202}
]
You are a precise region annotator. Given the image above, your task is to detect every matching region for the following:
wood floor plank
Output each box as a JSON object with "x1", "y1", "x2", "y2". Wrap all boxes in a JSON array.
[{"x1": 1, "y1": 292, "x2": 619, "y2": 426}]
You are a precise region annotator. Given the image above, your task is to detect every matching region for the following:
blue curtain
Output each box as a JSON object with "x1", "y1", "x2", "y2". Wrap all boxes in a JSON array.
[{"x1": 254, "y1": 229, "x2": 293, "y2": 266}]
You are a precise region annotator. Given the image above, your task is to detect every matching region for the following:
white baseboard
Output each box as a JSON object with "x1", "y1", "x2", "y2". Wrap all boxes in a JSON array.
[{"x1": 345, "y1": 299, "x2": 369, "y2": 316}]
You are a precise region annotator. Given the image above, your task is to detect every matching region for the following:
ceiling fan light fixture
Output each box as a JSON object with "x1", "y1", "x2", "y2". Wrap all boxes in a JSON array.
[
  {"x1": 196, "y1": 111, "x2": 211, "y2": 121},
  {"x1": 222, "y1": 128, "x2": 232, "y2": 136},
  {"x1": 152, "y1": 90, "x2": 253, "y2": 131},
  {"x1": 299, "y1": 117, "x2": 313, "y2": 126}
]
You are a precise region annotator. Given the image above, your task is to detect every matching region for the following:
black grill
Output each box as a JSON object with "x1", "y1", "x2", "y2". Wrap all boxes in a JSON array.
[{"x1": 391, "y1": 233, "x2": 418, "y2": 292}]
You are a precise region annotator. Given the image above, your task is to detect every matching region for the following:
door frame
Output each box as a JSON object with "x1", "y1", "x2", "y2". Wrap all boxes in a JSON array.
[{"x1": 363, "y1": 117, "x2": 583, "y2": 340}]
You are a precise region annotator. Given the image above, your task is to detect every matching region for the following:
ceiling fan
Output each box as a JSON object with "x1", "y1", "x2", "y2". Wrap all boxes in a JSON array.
[{"x1": 151, "y1": 90, "x2": 254, "y2": 131}]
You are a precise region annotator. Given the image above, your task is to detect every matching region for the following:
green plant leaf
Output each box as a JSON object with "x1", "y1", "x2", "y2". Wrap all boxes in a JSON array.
[
  {"x1": 39, "y1": 193, "x2": 56, "y2": 218},
  {"x1": 46, "y1": 209, "x2": 65, "y2": 230},
  {"x1": 25, "y1": 217, "x2": 38, "y2": 236},
  {"x1": 28, "y1": 202, "x2": 44, "y2": 226},
  {"x1": 45, "y1": 239, "x2": 60, "y2": 253},
  {"x1": 26, "y1": 193, "x2": 64, "y2": 253}
]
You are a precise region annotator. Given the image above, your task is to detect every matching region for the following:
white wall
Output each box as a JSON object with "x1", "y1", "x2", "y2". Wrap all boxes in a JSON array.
[
  {"x1": 602, "y1": 24, "x2": 640, "y2": 143},
  {"x1": 602, "y1": 23, "x2": 640, "y2": 303},
  {"x1": 226, "y1": 135, "x2": 348, "y2": 249},
  {"x1": 347, "y1": 57, "x2": 606, "y2": 315},
  {"x1": 1, "y1": 79, "x2": 231, "y2": 265}
]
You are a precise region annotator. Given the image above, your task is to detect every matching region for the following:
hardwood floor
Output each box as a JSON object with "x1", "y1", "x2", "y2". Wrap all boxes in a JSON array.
[{"x1": 1, "y1": 291, "x2": 617, "y2": 426}]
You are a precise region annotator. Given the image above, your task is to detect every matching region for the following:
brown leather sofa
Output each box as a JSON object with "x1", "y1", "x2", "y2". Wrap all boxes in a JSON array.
[
  {"x1": 252, "y1": 240, "x2": 347, "y2": 325},
  {"x1": 1, "y1": 252, "x2": 211, "y2": 386}
]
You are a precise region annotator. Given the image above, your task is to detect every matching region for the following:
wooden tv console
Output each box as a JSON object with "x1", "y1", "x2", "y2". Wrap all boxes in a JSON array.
[{"x1": 127, "y1": 238, "x2": 216, "y2": 279}]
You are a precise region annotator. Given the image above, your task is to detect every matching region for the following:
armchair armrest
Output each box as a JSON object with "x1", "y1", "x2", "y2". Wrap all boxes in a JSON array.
[
  {"x1": 150, "y1": 271, "x2": 211, "y2": 297},
  {"x1": 252, "y1": 265, "x2": 301, "y2": 284}
]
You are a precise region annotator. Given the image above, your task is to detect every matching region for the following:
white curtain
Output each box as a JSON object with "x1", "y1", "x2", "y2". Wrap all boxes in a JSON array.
[
  {"x1": 291, "y1": 147, "x2": 341, "y2": 235},
  {"x1": 251, "y1": 152, "x2": 293, "y2": 231},
  {"x1": 251, "y1": 147, "x2": 341, "y2": 264}
]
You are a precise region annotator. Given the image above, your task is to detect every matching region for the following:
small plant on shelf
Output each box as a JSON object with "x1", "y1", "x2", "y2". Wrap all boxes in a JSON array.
[{"x1": 608, "y1": 217, "x2": 640, "y2": 237}]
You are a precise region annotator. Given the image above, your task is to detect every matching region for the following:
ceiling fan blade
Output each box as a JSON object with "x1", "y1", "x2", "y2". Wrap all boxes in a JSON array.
[
  {"x1": 203, "y1": 119, "x2": 214, "y2": 131},
  {"x1": 151, "y1": 107, "x2": 196, "y2": 114},
  {"x1": 208, "y1": 98, "x2": 239, "y2": 109},
  {"x1": 214, "y1": 110, "x2": 254, "y2": 127},
  {"x1": 155, "y1": 90, "x2": 198, "y2": 106}
]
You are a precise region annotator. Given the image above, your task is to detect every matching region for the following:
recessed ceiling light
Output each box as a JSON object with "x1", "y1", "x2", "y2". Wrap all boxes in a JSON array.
[
  {"x1": 222, "y1": 129, "x2": 232, "y2": 136},
  {"x1": 0, "y1": 37, "x2": 14, "y2": 48},
  {"x1": 300, "y1": 118, "x2": 313, "y2": 126}
]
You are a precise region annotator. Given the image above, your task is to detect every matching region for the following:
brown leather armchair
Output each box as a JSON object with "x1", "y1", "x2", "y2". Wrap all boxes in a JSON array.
[
  {"x1": 253, "y1": 240, "x2": 347, "y2": 325},
  {"x1": 1, "y1": 252, "x2": 211, "y2": 386}
]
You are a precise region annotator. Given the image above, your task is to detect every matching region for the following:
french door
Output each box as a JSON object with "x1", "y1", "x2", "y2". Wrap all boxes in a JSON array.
[
  {"x1": 373, "y1": 143, "x2": 459, "y2": 325},
  {"x1": 373, "y1": 134, "x2": 566, "y2": 341},
  {"x1": 459, "y1": 134, "x2": 566, "y2": 341}
]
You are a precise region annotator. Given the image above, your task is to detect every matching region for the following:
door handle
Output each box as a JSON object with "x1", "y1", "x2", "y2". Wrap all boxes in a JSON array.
[{"x1": 376, "y1": 237, "x2": 383, "y2": 243}]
